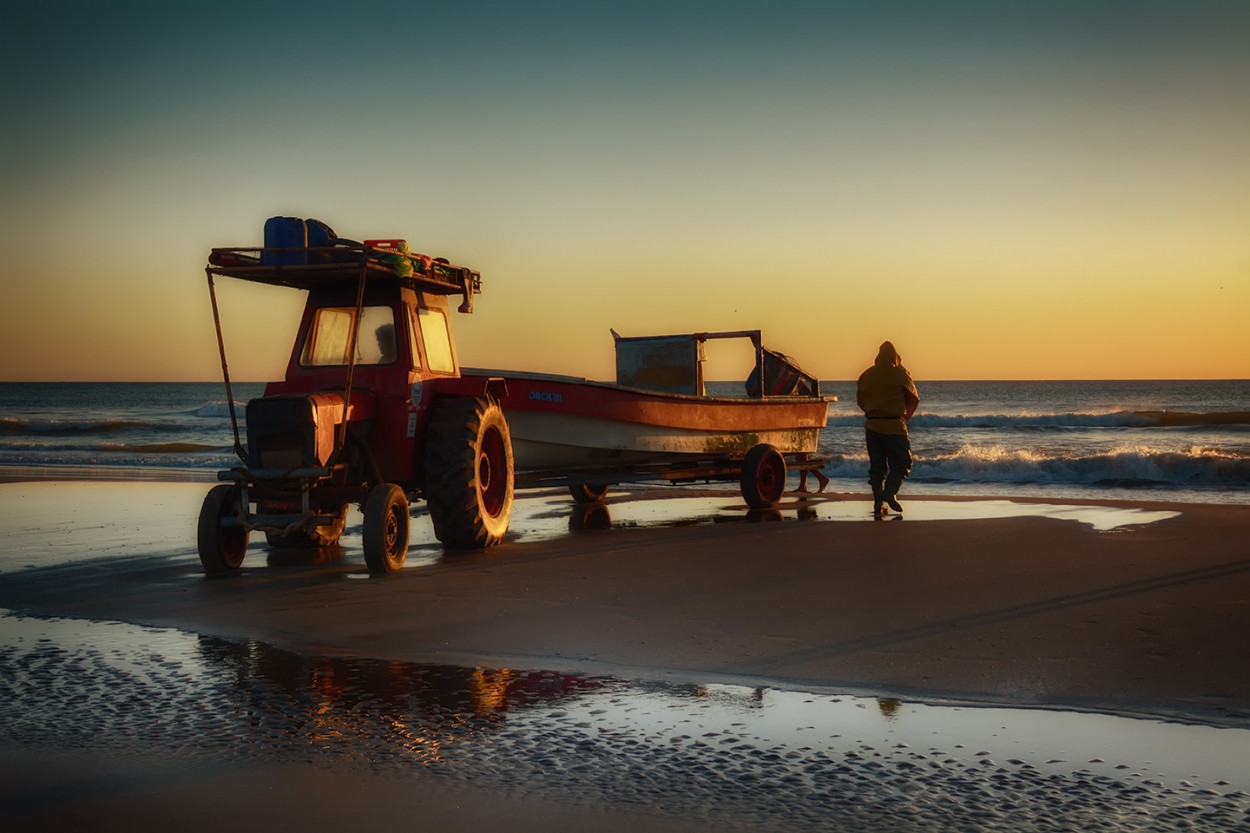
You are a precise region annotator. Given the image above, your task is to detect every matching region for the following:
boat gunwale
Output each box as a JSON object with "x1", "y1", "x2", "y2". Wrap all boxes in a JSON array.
[{"x1": 459, "y1": 367, "x2": 834, "y2": 406}]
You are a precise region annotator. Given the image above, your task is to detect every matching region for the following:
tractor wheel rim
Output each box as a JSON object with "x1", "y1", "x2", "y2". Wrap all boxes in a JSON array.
[
  {"x1": 480, "y1": 427, "x2": 507, "y2": 517},
  {"x1": 479, "y1": 455, "x2": 492, "y2": 493},
  {"x1": 758, "y1": 460, "x2": 781, "y2": 497},
  {"x1": 385, "y1": 508, "x2": 400, "y2": 552}
]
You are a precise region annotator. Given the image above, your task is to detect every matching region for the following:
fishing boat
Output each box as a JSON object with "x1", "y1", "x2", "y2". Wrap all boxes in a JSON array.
[{"x1": 463, "y1": 330, "x2": 832, "y2": 505}]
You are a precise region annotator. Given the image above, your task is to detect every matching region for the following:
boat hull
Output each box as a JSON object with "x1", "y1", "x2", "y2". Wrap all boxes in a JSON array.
[{"x1": 462, "y1": 370, "x2": 829, "y2": 471}]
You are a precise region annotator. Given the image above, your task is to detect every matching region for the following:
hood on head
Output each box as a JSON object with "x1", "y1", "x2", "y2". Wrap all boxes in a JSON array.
[{"x1": 875, "y1": 341, "x2": 899, "y2": 366}]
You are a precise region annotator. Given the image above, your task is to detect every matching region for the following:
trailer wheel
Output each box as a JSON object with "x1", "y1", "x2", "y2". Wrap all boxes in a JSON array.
[
  {"x1": 740, "y1": 444, "x2": 786, "y2": 509},
  {"x1": 263, "y1": 504, "x2": 348, "y2": 549},
  {"x1": 363, "y1": 484, "x2": 409, "y2": 573},
  {"x1": 198, "y1": 484, "x2": 249, "y2": 575},
  {"x1": 569, "y1": 482, "x2": 609, "y2": 503},
  {"x1": 425, "y1": 397, "x2": 514, "y2": 549}
]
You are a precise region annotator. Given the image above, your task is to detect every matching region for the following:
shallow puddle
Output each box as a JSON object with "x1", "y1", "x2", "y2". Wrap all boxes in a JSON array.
[
  {"x1": 1, "y1": 611, "x2": 1245, "y2": 832},
  {"x1": 505, "y1": 488, "x2": 1181, "y2": 543},
  {"x1": 801, "y1": 497, "x2": 1182, "y2": 531}
]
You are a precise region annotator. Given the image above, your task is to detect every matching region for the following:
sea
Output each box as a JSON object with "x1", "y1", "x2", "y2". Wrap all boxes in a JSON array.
[{"x1": 1, "y1": 380, "x2": 1247, "y2": 505}]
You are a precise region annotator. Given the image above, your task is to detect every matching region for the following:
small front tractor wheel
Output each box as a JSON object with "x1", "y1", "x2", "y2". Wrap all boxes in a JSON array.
[
  {"x1": 569, "y1": 482, "x2": 609, "y2": 504},
  {"x1": 740, "y1": 444, "x2": 787, "y2": 510},
  {"x1": 363, "y1": 484, "x2": 409, "y2": 574},
  {"x1": 424, "y1": 397, "x2": 514, "y2": 549},
  {"x1": 198, "y1": 484, "x2": 249, "y2": 575}
]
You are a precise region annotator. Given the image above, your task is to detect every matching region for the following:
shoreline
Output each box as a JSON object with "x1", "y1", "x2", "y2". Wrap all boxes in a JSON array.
[
  {"x1": 3, "y1": 462, "x2": 1245, "y2": 507},
  {"x1": 0, "y1": 464, "x2": 220, "y2": 484}
]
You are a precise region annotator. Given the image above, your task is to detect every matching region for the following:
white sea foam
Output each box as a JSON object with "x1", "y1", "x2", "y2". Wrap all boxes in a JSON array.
[
  {"x1": 819, "y1": 442, "x2": 1250, "y2": 489},
  {"x1": 824, "y1": 411, "x2": 1250, "y2": 429}
]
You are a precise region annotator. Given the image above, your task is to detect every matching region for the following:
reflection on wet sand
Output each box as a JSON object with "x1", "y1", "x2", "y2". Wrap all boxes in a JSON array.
[
  {"x1": 567, "y1": 503, "x2": 788, "y2": 532},
  {"x1": 878, "y1": 698, "x2": 902, "y2": 720},
  {"x1": 177, "y1": 490, "x2": 1183, "y2": 598},
  {"x1": 196, "y1": 635, "x2": 613, "y2": 766},
  {"x1": 2, "y1": 613, "x2": 1247, "y2": 832},
  {"x1": 537, "y1": 491, "x2": 1179, "y2": 544},
  {"x1": 264, "y1": 544, "x2": 348, "y2": 569}
]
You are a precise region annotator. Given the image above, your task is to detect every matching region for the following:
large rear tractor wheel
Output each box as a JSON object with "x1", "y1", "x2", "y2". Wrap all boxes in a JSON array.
[
  {"x1": 740, "y1": 444, "x2": 787, "y2": 510},
  {"x1": 363, "y1": 484, "x2": 409, "y2": 574},
  {"x1": 263, "y1": 503, "x2": 348, "y2": 549},
  {"x1": 424, "y1": 397, "x2": 514, "y2": 549},
  {"x1": 198, "y1": 484, "x2": 249, "y2": 576}
]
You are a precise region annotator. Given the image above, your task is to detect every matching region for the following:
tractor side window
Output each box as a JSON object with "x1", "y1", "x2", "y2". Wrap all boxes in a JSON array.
[
  {"x1": 301, "y1": 306, "x2": 397, "y2": 366},
  {"x1": 418, "y1": 308, "x2": 455, "y2": 373}
]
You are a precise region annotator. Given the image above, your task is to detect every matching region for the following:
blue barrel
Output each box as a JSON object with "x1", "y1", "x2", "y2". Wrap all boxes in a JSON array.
[{"x1": 262, "y1": 216, "x2": 307, "y2": 266}]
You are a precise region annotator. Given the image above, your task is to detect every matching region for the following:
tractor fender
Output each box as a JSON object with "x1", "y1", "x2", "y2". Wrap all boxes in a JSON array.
[{"x1": 426, "y1": 375, "x2": 509, "y2": 403}]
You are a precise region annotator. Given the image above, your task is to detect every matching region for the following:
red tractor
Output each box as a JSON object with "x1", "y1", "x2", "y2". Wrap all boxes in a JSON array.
[{"x1": 199, "y1": 218, "x2": 512, "y2": 575}]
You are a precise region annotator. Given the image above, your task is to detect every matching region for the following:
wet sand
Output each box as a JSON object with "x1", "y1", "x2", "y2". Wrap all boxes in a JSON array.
[
  {"x1": 3, "y1": 477, "x2": 1250, "y2": 830},
  {"x1": 2, "y1": 480, "x2": 1247, "y2": 725}
]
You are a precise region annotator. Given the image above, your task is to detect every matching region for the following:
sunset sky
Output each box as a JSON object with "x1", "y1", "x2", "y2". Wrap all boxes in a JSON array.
[{"x1": 2, "y1": 0, "x2": 1247, "y2": 383}]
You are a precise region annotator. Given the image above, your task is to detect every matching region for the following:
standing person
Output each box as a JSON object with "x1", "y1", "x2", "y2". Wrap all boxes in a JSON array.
[{"x1": 856, "y1": 341, "x2": 920, "y2": 520}]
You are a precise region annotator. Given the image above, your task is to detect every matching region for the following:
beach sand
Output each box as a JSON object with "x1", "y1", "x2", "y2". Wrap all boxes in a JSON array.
[{"x1": 2, "y1": 477, "x2": 1248, "y2": 830}]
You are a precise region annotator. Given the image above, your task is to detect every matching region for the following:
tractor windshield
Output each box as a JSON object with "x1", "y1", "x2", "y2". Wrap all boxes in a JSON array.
[{"x1": 301, "y1": 306, "x2": 398, "y2": 366}]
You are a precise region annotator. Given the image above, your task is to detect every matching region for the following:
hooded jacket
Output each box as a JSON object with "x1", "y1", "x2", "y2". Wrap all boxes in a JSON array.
[{"x1": 856, "y1": 341, "x2": 920, "y2": 436}]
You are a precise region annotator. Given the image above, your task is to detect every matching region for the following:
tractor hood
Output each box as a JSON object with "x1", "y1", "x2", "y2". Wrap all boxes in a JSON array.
[{"x1": 246, "y1": 391, "x2": 377, "y2": 470}]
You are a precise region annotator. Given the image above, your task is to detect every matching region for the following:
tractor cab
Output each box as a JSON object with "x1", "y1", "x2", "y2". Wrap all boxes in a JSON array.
[
  {"x1": 254, "y1": 282, "x2": 463, "y2": 487},
  {"x1": 270, "y1": 283, "x2": 460, "y2": 393},
  {"x1": 199, "y1": 218, "x2": 513, "y2": 576}
]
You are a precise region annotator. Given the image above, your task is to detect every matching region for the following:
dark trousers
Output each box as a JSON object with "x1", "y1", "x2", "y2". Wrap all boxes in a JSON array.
[{"x1": 866, "y1": 429, "x2": 912, "y2": 501}]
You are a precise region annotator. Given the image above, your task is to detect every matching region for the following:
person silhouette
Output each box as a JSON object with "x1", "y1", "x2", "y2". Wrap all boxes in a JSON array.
[
  {"x1": 374, "y1": 323, "x2": 396, "y2": 364},
  {"x1": 856, "y1": 341, "x2": 920, "y2": 520}
]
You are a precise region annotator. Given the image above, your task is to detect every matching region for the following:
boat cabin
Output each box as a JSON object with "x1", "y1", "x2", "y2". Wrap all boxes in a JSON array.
[{"x1": 612, "y1": 329, "x2": 820, "y2": 398}]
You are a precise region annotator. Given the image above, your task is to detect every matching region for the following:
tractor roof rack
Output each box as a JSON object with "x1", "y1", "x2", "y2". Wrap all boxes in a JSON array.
[{"x1": 206, "y1": 242, "x2": 481, "y2": 301}]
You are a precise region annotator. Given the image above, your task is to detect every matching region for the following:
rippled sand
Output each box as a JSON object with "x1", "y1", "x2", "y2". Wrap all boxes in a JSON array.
[{"x1": 2, "y1": 614, "x2": 1248, "y2": 832}]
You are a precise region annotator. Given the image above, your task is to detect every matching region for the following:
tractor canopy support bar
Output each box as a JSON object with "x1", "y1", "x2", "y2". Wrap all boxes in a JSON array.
[
  {"x1": 206, "y1": 268, "x2": 247, "y2": 463},
  {"x1": 330, "y1": 258, "x2": 370, "y2": 467}
]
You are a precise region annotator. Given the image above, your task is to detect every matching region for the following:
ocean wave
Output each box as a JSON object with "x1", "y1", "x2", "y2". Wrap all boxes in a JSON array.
[
  {"x1": 191, "y1": 401, "x2": 247, "y2": 418},
  {"x1": 0, "y1": 417, "x2": 186, "y2": 437},
  {"x1": 821, "y1": 443, "x2": 1250, "y2": 490},
  {"x1": 1132, "y1": 410, "x2": 1250, "y2": 427},
  {"x1": 100, "y1": 442, "x2": 231, "y2": 454},
  {"x1": 0, "y1": 450, "x2": 234, "y2": 470},
  {"x1": 824, "y1": 410, "x2": 1250, "y2": 430},
  {"x1": 0, "y1": 441, "x2": 230, "y2": 455},
  {"x1": 0, "y1": 405, "x2": 246, "y2": 439},
  {"x1": 0, "y1": 403, "x2": 244, "y2": 439}
]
